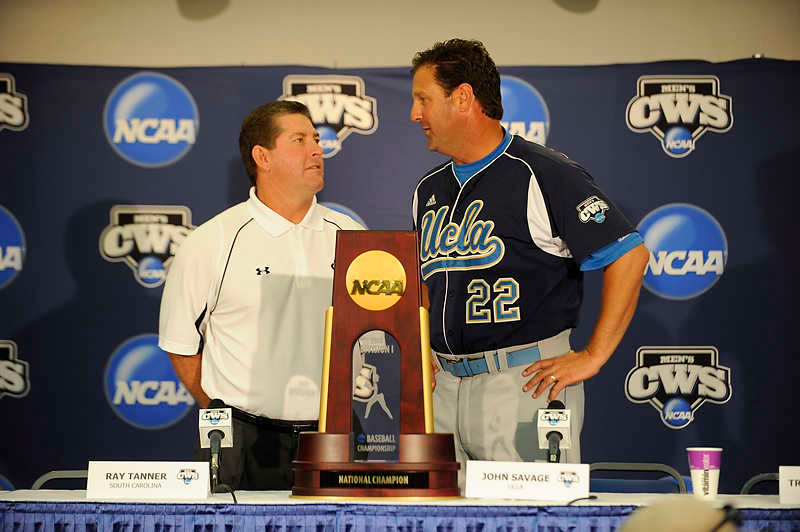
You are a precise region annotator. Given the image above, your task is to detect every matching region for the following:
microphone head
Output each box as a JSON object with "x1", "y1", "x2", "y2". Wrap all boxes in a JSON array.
[
  {"x1": 208, "y1": 398, "x2": 226, "y2": 409},
  {"x1": 547, "y1": 400, "x2": 566, "y2": 410},
  {"x1": 199, "y1": 400, "x2": 233, "y2": 449}
]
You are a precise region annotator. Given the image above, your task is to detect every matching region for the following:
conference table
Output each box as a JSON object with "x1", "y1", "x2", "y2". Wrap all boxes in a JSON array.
[{"x1": 2, "y1": 490, "x2": 799, "y2": 531}]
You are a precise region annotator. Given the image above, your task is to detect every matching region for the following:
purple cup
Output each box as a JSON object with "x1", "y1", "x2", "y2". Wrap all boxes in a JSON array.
[{"x1": 687, "y1": 447, "x2": 722, "y2": 470}]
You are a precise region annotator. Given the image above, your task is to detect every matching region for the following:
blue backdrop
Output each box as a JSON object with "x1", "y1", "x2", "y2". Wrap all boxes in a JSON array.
[{"x1": 0, "y1": 59, "x2": 797, "y2": 494}]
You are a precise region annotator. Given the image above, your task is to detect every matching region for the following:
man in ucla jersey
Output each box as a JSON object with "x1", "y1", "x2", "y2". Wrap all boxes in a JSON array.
[
  {"x1": 159, "y1": 101, "x2": 364, "y2": 490},
  {"x1": 409, "y1": 39, "x2": 649, "y2": 489}
]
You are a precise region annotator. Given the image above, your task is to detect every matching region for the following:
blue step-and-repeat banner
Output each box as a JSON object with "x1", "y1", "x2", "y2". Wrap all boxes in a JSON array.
[{"x1": 0, "y1": 59, "x2": 797, "y2": 493}]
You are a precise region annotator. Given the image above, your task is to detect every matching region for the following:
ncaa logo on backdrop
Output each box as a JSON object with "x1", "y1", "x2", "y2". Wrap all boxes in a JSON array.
[
  {"x1": 104, "y1": 72, "x2": 199, "y2": 167},
  {"x1": 638, "y1": 203, "x2": 727, "y2": 300},
  {"x1": 104, "y1": 334, "x2": 194, "y2": 429},
  {"x1": 0, "y1": 340, "x2": 30, "y2": 400},
  {"x1": 0, "y1": 74, "x2": 29, "y2": 132},
  {"x1": 99, "y1": 205, "x2": 195, "y2": 288},
  {"x1": 500, "y1": 75, "x2": 549, "y2": 145},
  {"x1": 280, "y1": 75, "x2": 378, "y2": 158},
  {"x1": 0, "y1": 474, "x2": 13, "y2": 490},
  {"x1": 0, "y1": 205, "x2": 25, "y2": 290},
  {"x1": 625, "y1": 346, "x2": 732, "y2": 429},
  {"x1": 626, "y1": 76, "x2": 732, "y2": 158}
]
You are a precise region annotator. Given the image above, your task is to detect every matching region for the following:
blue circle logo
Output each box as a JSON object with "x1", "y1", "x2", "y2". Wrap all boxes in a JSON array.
[
  {"x1": 0, "y1": 205, "x2": 25, "y2": 290},
  {"x1": 103, "y1": 72, "x2": 199, "y2": 168},
  {"x1": 317, "y1": 126, "x2": 341, "y2": 157},
  {"x1": 663, "y1": 126, "x2": 694, "y2": 157},
  {"x1": 638, "y1": 203, "x2": 727, "y2": 300},
  {"x1": 356, "y1": 433, "x2": 366, "y2": 443},
  {"x1": 500, "y1": 75, "x2": 550, "y2": 145},
  {"x1": 320, "y1": 202, "x2": 368, "y2": 228},
  {"x1": 137, "y1": 256, "x2": 166, "y2": 286},
  {"x1": 662, "y1": 397, "x2": 693, "y2": 428},
  {"x1": 104, "y1": 334, "x2": 194, "y2": 429},
  {"x1": 0, "y1": 474, "x2": 14, "y2": 491}
]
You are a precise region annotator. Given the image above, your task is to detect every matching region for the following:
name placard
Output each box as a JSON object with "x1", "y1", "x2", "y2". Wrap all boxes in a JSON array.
[
  {"x1": 780, "y1": 466, "x2": 800, "y2": 504},
  {"x1": 465, "y1": 460, "x2": 589, "y2": 501},
  {"x1": 87, "y1": 461, "x2": 209, "y2": 500}
]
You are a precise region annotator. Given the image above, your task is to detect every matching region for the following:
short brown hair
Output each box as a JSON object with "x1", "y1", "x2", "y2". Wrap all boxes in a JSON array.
[
  {"x1": 411, "y1": 39, "x2": 503, "y2": 120},
  {"x1": 238, "y1": 100, "x2": 313, "y2": 186}
]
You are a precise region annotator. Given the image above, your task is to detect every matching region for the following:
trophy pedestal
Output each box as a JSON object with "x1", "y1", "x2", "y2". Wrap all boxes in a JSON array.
[{"x1": 293, "y1": 432, "x2": 459, "y2": 497}]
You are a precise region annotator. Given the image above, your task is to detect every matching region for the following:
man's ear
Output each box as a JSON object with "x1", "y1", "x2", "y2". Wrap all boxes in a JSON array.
[
  {"x1": 252, "y1": 145, "x2": 270, "y2": 171},
  {"x1": 453, "y1": 82, "x2": 475, "y2": 112}
]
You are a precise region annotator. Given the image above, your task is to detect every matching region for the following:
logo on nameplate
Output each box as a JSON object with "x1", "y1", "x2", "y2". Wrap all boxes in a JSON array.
[
  {"x1": 625, "y1": 346, "x2": 732, "y2": 429},
  {"x1": 345, "y1": 250, "x2": 406, "y2": 311},
  {"x1": 177, "y1": 468, "x2": 200, "y2": 485}
]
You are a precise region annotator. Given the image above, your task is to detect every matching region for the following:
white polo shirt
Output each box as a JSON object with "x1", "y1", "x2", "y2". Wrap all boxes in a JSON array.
[{"x1": 158, "y1": 187, "x2": 364, "y2": 420}]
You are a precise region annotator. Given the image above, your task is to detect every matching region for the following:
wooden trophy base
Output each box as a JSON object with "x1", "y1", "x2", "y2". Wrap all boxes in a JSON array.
[{"x1": 292, "y1": 432, "x2": 460, "y2": 498}]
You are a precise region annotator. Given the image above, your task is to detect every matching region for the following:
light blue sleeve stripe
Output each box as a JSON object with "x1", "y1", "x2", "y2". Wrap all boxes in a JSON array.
[{"x1": 580, "y1": 232, "x2": 644, "y2": 271}]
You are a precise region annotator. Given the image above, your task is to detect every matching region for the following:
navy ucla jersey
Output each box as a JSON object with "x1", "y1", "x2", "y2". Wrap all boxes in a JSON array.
[{"x1": 413, "y1": 135, "x2": 635, "y2": 355}]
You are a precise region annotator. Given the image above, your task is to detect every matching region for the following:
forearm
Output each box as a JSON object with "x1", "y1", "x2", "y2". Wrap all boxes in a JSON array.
[
  {"x1": 168, "y1": 352, "x2": 210, "y2": 408},
  {"x1": 584, "y1": 243, "x2": 649, "y2": 367}
]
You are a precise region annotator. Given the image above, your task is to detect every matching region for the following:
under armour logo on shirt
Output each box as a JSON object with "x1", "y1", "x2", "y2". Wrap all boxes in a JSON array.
[
  {"x1": 256, "y1": 266, "x2": 270, "y2": 276},
  {"x1": 426, "y1": 194, "x2": 437, "y2": 207}
]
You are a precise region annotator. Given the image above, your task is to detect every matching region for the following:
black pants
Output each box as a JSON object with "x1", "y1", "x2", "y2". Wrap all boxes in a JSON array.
[{"x1": 194, "y1": 417, "x2": 309, "y2": 491}]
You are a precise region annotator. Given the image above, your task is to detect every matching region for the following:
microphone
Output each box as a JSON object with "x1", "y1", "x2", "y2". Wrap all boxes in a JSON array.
[
  {"x1": 199, "y1": 399, "x2": 233, "y2": 488},
  {"x1": 537, "y1": 400, "x2": 572, "y2": 463}
]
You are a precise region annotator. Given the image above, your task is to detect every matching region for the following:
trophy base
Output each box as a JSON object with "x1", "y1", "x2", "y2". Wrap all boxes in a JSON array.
[{"x1": 292, "y1": 432, "x2": 460, "y2": 498}]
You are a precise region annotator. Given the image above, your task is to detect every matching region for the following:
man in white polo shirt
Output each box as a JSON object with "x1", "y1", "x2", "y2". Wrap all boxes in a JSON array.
[{"x1": 159, "y1": 100, "x2": 364, "y2": 490}]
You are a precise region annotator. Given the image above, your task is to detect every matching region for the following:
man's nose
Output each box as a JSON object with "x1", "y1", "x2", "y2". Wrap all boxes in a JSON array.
[{"x1": 410, "y1": 103, "x2": 421, "y2": 122}]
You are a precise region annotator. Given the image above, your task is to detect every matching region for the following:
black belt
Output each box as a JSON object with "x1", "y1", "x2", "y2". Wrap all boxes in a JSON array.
[{"x1": 230, "y1": 406, "x2": 318, "y2": 434}]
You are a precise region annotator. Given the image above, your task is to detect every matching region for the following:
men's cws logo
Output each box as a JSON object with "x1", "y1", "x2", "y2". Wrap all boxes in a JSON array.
[
  {"x1": 626, "y1": 76, "x2": 733, "y2": 158},
  {"x1": 637, "y1": 203, "x2": 727, "y2": 300},
  {"x1": 104, "y1": 334, "x2": 194, "y2": 429},
  {"x1": 103, "y1": 72, "x2": 199, "y2": 167},
  {"x1": 177, "y1": 468, "x2": 199, "y2": 485},
  {"x1": 625, "y1": 346, "x2": 732, "y2": 429},
  {"x1": 419, "y1": 199, "x2": 505, "y2": 280},
  {"x1": 280, "y1": 75, "x2": 378, "y2": 158},
  {"x1": 500, "y1": 75, "x2": 549, "y2": 145},
  {"x1": 0, "y1": 205, "x2": 25, "y2": 290},
  {"x1": 99, "y1": 205, "x2": 195, "y2": 288},
  {"x1": 0, "y1": 74, "x2": 29, "y2": 132},
  {"x1": 0, "y1": 340, "x2": 30, "y2": 400}
]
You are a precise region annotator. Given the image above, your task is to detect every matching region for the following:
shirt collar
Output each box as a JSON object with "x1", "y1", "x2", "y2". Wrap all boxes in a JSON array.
[
  {"x1": 246, "y1": 187, "x2": 325, "y2": 236},
  {"x1": 452, "y1": 128, "x2": 513, "y2": 186}
]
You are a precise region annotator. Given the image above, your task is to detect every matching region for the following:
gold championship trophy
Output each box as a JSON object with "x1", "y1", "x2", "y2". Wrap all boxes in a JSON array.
[{"x1": 292, "y1": 230, "x2": 459, "y2": 497}]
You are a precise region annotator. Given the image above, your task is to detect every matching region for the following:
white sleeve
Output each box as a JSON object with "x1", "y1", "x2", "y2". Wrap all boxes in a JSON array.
[
  {"x1": 158, "y1": 222, "x2": 219, "y2": 356},
  {"x1": 411, "y1": 189, "x2": 419, "y2": 228}
]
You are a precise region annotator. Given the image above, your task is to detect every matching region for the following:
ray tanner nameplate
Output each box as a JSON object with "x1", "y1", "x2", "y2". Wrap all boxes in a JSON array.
[{"x1": 292, "y1": 230, "x2": 459, "y2": 498}]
